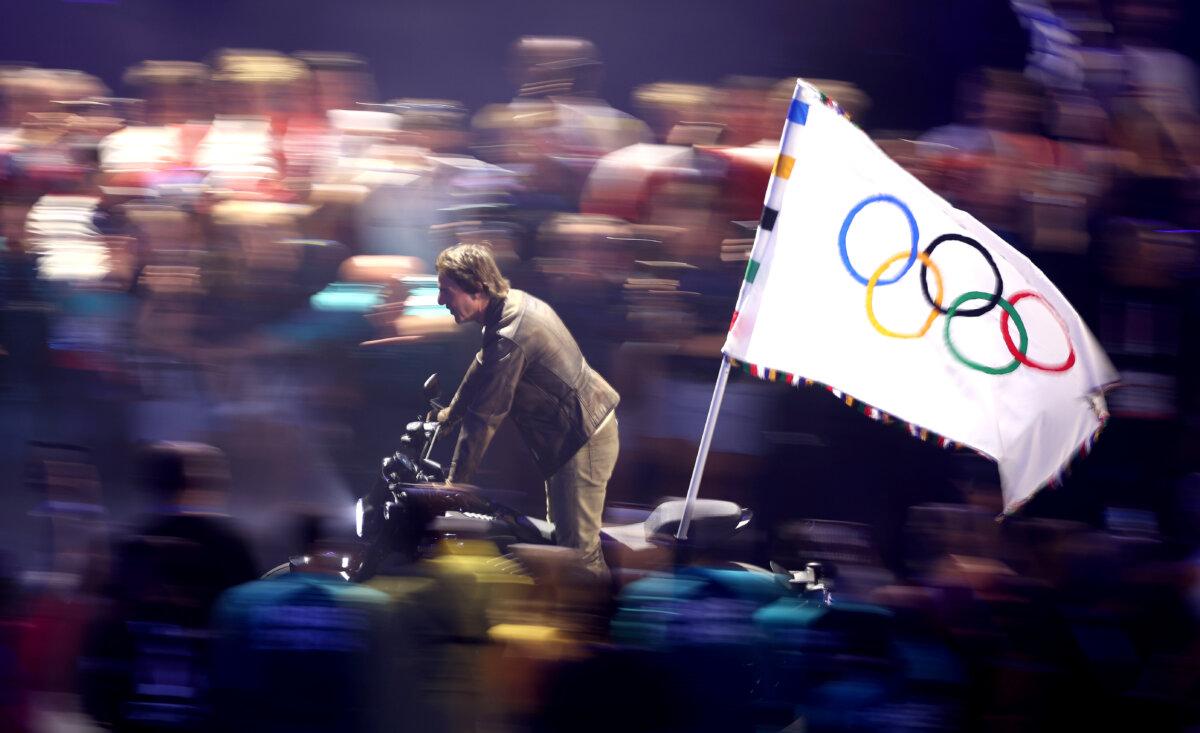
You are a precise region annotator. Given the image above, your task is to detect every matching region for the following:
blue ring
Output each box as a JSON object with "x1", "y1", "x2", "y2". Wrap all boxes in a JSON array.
[{"x1": 838, "y1": 194, "x2": 920, "y2": 286}]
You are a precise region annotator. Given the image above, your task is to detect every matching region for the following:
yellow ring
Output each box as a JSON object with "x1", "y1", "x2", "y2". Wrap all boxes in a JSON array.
[{"x1": 865, "y1": 251, "x2": 943, "y2": 339}]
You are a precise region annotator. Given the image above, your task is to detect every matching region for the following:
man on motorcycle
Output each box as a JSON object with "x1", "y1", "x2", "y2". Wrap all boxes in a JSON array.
[{"x1": 434, "y1": 242, "x2": 619, "y2": 576}]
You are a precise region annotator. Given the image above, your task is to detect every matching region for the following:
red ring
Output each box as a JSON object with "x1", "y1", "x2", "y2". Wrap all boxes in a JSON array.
[{"x1": 999, "y1": 290, "x2": 1076, "y2": 372}]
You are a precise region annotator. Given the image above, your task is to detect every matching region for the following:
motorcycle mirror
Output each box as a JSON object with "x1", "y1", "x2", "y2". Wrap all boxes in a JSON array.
[{"x1": 422, "y1": 373, "x2": 441, "y2": 401}]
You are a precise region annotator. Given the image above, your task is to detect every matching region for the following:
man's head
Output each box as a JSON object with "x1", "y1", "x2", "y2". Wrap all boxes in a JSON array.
[{"x1": 436, "y1": 243, "x2": 510, "y2": 324}]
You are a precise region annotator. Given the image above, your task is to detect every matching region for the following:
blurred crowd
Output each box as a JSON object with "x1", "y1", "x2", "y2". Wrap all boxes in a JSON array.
[{"x1": 1, "y1": 0, "x2": 1200, "y2": 729}]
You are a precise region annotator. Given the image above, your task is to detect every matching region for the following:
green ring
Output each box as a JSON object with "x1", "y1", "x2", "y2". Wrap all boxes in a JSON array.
[{"x1": 943, "y1": 291, "x2": 1027, "y2": 375}]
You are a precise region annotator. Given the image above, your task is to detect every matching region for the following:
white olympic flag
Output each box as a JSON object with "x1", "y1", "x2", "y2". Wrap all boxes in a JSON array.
[{"x1": 723, "y1": 80, "x2": 1118, "y2": 513}]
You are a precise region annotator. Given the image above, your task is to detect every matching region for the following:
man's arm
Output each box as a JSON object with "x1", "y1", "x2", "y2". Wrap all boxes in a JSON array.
[
  {"x1": 444, "y1": 337, "x2": 525, "y2": 483},
  {"x1": 437, "y1": 356, "x2": 480, "y2": 425}
]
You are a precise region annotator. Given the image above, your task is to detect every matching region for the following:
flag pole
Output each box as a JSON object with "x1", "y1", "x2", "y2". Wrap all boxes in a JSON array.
[
  {"x1": 676, "y1": 354, "x2": 732, "y2": 540},
  {"x1": 673, "y1": 83, "x2": 804, "y2": 540}
]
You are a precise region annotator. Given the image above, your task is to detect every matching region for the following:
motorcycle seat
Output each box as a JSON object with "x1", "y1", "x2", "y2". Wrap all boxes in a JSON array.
[{"x1": 602, "y1": 499, "x2": 749, "y2": 551}]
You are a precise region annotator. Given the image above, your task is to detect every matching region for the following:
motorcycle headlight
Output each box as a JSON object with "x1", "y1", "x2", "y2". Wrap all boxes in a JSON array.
[{"x1": 355, "y1": 497, "x2": 366, "y2": 538}]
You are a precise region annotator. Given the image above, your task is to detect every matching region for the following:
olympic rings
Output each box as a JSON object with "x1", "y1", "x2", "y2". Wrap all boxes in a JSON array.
[
  {"x1": 919, "y1": 233, "x2": 1003, "y2": 317},
  {"x1": 1000, "y1": 291, "x2": 1077, "y2": 372},
  {"x1": 944, "y1": 291, "x2": 1028, "y2": 375},
  {"x1": 838, "y1": 194, "x2": 920, "y2": 286},
  {"x1": 866, "y1": 251, "x2": 944, "y2": 339},
  {"x1": 835, "y1": 196, "x2": 1077, "y2": 375}
]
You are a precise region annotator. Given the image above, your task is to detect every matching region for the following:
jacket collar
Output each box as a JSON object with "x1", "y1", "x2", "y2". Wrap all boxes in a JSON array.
[{"x1": 481, "y1": 293, "x2": 507, "y2": 336}]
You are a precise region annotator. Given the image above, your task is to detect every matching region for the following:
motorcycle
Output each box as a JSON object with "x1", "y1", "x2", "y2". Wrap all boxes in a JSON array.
[
  {"x1": 266, "y1": 373, "x2": 757, "y2": 582},
  {"x1": 261, "y1": 374, "x2": 920, "y2": 728}
]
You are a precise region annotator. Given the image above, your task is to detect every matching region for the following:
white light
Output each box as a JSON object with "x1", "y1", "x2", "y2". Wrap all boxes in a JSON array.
[
  {"x1": 341, "y1": 556, "x2": 350, "y2": 569},
  {"x1": 355, "y1": 498, "x2": 365, "y2": 538}
]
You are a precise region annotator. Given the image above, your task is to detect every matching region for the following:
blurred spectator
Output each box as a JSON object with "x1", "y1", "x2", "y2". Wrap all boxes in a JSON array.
[
  {"x1": 392, "y1": 97, "x2": 469, "y2": 154},
  {"x1": 98, "y1": 61, "x2": 211, "y2": 202},
  {"x1": 0, "y1": 66, "x2": 45, "y2": 132},
  {"x1": 580, "y1": 121, "x2": 720, "y2": 226},
  {"x1": 525, "y1": 214, "x2": 636, "y2": 372},
  {"x1": 194, "y1": 50, "x2": 313, "y2": 200},
  {"x1": 0, "y1": 67, "x2": 108, "y2": 133},
  {"x1": 1109, "y1": 0, "x2": 1200, "y2": 175},
  {"x1": 124, "y1": 61, "x2": 212, "y2": 127},
  {"x1": 630, "y1": 81, "x2": 717, "y2": 144},
  {"x1": 716, "y1": 76, "x2": 793, "y2": 147},
  {"x1": 15, "y1": 444, "x2": 111, "y2": 720},
  {"x1": 206, "y1": 199, "x2": 314, "y2": 310},
  {"x1": 209, "y1": 49, "x2": 308, "y2": 131},
  {"x1": 209, "y1": 530, "x2": 396, "y2": 733},
  {"x1": 293, "y1": 51, "x2": 375, "y2": 116},
  {"x1": 79, "y1": 442, "x2": 257, "y2": 733},
  {"x1": 351, "y1": 105, "x2": 512, "y2": 268},
  {"x1": 1, "y1": 69, "x2": 110, "y2": 209},
  {"x1": 475, "y1": 36, "x2": 651, "y2": 210},
  {"x1": 110, "y1": 442, "x2": 257, "y2": 607},
  {"x1": 921, "y1": 68, "x2": 1059, "y2": 245},
  {"x1": 0, "y1": 194, "x2": 54, "y2": 400},
  {"x1": 1010, "y1": 0, "x2": 1090, "y2": 91},
  {"x1": 285, "y1": 52, "x2": 377, "y2": 184}
]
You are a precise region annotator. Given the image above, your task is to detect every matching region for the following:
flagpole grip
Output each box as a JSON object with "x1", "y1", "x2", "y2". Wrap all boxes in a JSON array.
[{"x1": 676, "y1": 355, "x2": 733, "y2": 540}]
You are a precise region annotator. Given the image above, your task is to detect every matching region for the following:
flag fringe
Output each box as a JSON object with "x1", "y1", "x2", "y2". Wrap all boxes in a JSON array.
[{"x1": 725, "y1": 356, "x2": 1109, "y2": 515}]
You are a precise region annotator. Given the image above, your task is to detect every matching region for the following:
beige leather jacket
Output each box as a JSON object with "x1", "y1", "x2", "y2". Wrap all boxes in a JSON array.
[{"x1": 442, "y1": 289, "x2": 619, "y2": 482}]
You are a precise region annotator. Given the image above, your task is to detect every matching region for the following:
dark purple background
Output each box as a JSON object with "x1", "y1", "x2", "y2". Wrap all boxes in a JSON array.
[{"x1": 0, "y1": 0, "x2": 1051, "y2": 131}]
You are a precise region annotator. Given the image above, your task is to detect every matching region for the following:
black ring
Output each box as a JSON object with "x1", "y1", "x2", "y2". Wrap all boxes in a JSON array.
[{"x1": 919, "y1": 233, "x2": 1003, "y2": 317}]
